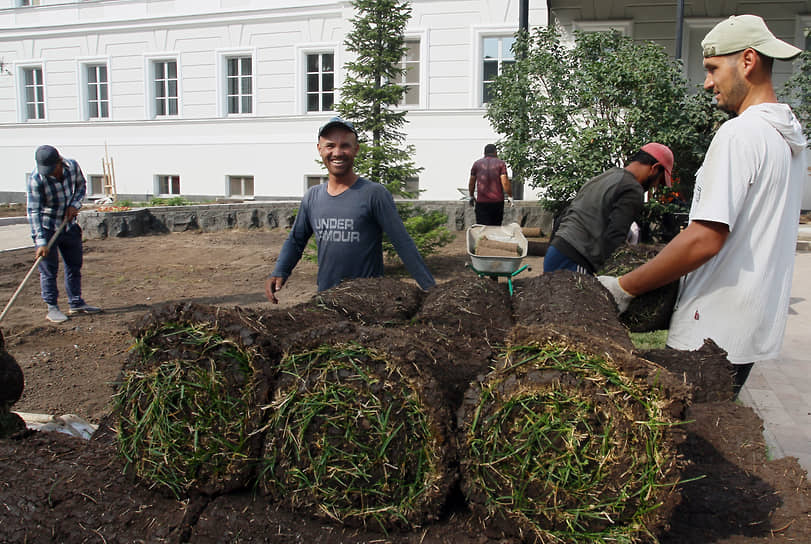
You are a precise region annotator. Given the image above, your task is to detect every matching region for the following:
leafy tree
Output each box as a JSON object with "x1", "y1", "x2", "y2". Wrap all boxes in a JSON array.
[
  {"x1": 780, "y1": 50, "x2": 811, "y2": 144},
  {"x1": 336, "y1": 0, "x2": 422, "y2": 198},
  {"x1": 486, "y1": 26, "x2": 727, "y2": 219}
]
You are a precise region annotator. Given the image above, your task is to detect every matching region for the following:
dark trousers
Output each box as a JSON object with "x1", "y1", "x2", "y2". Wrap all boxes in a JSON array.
[
  {"x1": 474, "y1": 201, "x2": 504, "y2": 226},
  {"x1": 38, "y1": 225, "x2": 85, "y2": 307}
]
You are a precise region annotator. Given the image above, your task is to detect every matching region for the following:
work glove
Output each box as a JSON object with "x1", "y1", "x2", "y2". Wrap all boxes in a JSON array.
[
  {"x1": 597, "y1": 275, "x2": 634, "y2": 314},
  {"x1": 507, "y1": 196, "x2": 514, "y2": 208},
  {"x1": 469, "y1": 196, "x2": 475, "y2": 207}
]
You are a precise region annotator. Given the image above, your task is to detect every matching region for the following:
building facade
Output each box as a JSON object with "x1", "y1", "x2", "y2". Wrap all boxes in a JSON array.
[{"x1": 0, "y1": 0, "x2": 548, "y2": 203}]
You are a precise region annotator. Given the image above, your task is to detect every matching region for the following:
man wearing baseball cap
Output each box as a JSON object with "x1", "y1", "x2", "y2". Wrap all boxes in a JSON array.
[
  {"x1": 27, "y1": 145, "x2": 101, "y2": 323},
  {"x1": 265, "y1": 117, "x2": 435, "y2": 302},
  {"x1": 544, "y1": 142, "x2": 674, "y2": 275},
  {"x1": 599, "y1": 15, "x2": 806, "y2": 398}
]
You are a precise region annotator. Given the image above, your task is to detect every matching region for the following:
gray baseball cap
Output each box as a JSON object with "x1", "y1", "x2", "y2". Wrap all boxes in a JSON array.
[
  {"x1": 35, "y1": 145, "x2": 62, "y2": 176},
  {"x1": 702, "y1": 15, "x2": 802, "y2": 60},
  {"x1": 318, "y1": 116, "x2": 357, "y2": 138}
]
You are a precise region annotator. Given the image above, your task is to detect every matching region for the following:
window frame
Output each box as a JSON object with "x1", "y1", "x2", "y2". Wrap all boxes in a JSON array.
[
  {"x1": 144, "y1": 54, "x2": 181, "y2": 119},
  {"x1": 154, "y1": 174, "x2": 181, "y2": 196},
  {"x1": 217, "y1": 49, "x2": 255, "y2": 117},
  {"x1": 396, "y1": 34, "x2": 426, "y2": 108},
  {"x1": 305, "y1": 175, "x2": 329, "y2": 191},
  {"x1": 226, "y1": 175, "x2": 255, "y2": 198},
  {"x1": 77, "y1": 59, "x2": 111, "y2": 121},
  {"x1": 17, "y1": 63, "x2": 46, "y2": 122},
  {"x1": 472, "y1": 27, "x2": 519, "y2": 107},
  {"x1": 296, "y1": 44, "x2": 339, "y2": 114},
  {"x1": 572, "y1": 20, "x2": 633, "y2": 37},
  {"x1": 88, "y1": 174, "x2": 105, "y2": 197}
]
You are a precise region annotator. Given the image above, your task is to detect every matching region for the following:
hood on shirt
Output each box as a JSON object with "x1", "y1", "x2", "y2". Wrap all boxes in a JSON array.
[{"x1": 749, "y1": 102, "x2": 807, "y2": 155}]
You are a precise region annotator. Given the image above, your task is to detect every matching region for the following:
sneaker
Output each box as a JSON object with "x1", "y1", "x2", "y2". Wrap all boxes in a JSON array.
[
  {"x1": 68, "y1": 303, "x2": 102, "y2": 315},
  {"x1": 46, "y1": 305, "x2": 69, "y2": 323}
]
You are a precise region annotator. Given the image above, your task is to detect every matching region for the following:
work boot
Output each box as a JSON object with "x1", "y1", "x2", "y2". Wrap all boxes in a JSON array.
[
  {"x1": 46, "y1": 305, "x2": 69, "y2": 323},
  {"x1": 68, "y1": 303, "x2": 102, "y2": 315}
]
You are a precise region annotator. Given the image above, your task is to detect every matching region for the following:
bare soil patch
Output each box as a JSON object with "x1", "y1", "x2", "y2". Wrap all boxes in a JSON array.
[{"x1": 0, "y1": 230, "x2": 808, "y2": 543}]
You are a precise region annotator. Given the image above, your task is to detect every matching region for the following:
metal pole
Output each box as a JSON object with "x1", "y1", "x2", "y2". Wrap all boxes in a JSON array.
[
  {"x1": 675, "y1": 0, "x2": 685, "y2": 60},
  {"x1": 520, "y1": 0, "x2": 529, "y2": 34}
]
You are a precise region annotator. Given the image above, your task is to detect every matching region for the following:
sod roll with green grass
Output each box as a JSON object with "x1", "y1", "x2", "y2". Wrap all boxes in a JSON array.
[
  {"x1": 113, "y1": 320, "x2": 269, "y2": 497},
  {"x1": 459, "y1": 339, "x2": 681, "y2": 543},
  {"x1": 259, "y1": 343, "x2": 454, "y2": 529}
]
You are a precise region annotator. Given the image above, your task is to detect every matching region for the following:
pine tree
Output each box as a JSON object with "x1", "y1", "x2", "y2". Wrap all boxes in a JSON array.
[{"x1": 336, "y1": 0, "x2": 422, "y2": 197}]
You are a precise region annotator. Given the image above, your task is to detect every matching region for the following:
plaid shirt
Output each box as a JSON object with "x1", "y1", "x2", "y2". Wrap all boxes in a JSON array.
[{"x1": 26, "y1": 158, "x2": 86, "y2": 247}]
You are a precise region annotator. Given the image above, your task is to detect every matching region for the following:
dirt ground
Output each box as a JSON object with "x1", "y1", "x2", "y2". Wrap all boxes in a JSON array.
[{"x1": 0, "y1": 228, "x2": 809, "y2": 543}]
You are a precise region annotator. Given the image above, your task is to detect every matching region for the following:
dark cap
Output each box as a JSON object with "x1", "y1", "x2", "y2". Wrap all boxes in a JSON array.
[
  {"x1": 318, "y1": 117, "x2": 357, "y2": 139},
  {"x1": 35, "y1": 145, "x2": 62, "y2": 176}
]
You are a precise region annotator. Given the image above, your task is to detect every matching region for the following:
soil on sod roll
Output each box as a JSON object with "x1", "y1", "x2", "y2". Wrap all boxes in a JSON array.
[
  {"x1": 113, "y1": 302, "x2": 275, "y2": 497},
  {"x1": 0, "y1": 230, "x2": 809, "y2": 543},
  {"x1": 597, "y1": 244, "x2": 680, "y2": 332},
  {"x1": 458, "y1": 325, "x2": 686, "y2": 543},
  {"x1": 259, "y1": 339, "x2": 455, "y2": 529}
]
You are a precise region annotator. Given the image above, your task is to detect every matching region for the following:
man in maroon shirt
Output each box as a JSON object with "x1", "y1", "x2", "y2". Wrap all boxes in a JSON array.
[{"x1": 468, "y1": 143, "x2": 512, "y2": 225}]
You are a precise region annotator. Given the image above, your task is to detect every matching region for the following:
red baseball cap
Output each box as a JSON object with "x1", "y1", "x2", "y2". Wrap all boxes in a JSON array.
[{"x1": 641, "y1": 143, "x2": 674, "y2": 188}]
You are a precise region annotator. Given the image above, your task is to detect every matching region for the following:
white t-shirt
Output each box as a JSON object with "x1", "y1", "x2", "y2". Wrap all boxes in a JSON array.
[{"x1": 667, "y1": 103, "x2": 806, "y2": 364}]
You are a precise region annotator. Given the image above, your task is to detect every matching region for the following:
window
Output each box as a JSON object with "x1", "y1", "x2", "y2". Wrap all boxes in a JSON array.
[
  {"x1": 306, "y1": 175, "x2": 328, "y2": 189},
  {"x1": 18, "y1": 0, "x2": 41, "y2": 6},
  {"x1": 306, "y1": 53, "x2": 334, "y2": 112},
  {"x1": 226, "y1": 57, "x2": 252, "y2": 114},
  {"x1": 404, "y1": 177, "x2": 419, "y2": 196},
  {"x1": 228, "y1": 175, "x2": 254, "y2": 197},
  {"x1": 22, "y1": 67, "x2": 45, "y2": 120},
  {"x1": 156, "y1": 175, "x2": 180, "y2": 195},
  {"x1": 482, "y1": 36, "x2": 515, "y2": 104},
  {"x1": 86, "y1": 64, "x2": 109, "y2": 119},
  {"x1": 153, "y1": 60, "x2": 178, "y2": 116},
  {"x1": 398, "y1": 40, "x2": 420, "y2": 106},
  {"x1": 88, "y1": 175, "x2": 104, "y2": 196}
]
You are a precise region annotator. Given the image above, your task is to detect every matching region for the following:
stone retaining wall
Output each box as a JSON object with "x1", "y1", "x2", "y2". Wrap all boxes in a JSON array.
[{"x1": 78, "y1": 201, "x2": 554, "y2": 240}]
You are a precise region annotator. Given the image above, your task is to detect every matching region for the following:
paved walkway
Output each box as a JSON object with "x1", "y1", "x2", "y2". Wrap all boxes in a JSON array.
[{"x1": 0, "y1": 221, "x2": 809, "y2": 478}]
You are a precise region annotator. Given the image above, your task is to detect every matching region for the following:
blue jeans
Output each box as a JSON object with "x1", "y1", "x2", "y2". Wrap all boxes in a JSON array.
[
  {"x1": 543, "y1": 245, "x2": 591, "y2": 274},
  {"x1": 38, "y1": 224, "x2": 85, "y2": 307}
]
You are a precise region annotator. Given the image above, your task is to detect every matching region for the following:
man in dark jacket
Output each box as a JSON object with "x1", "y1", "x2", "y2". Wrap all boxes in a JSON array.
[{"x1": 544, "y1": 143, "x2": 674, "y2": 274}]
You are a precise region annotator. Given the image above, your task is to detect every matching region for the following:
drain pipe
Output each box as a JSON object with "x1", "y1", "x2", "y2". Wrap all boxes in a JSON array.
[{"x1": 675, "y1": 0, "x2": 685, "y2": 59}]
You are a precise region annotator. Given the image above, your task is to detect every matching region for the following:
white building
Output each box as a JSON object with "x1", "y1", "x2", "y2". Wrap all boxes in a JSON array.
[
  {"x1": 0, "y1": 0, "x2": 548, "y2": 203},
  {"x1": 1, "y1": 1, "x2": 808, "y2": 209}
]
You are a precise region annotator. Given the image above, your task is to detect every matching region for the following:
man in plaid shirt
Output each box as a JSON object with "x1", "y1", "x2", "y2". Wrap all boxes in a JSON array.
[{"x1": 27, "y1": 145, "x2": 100, "y2": 323}]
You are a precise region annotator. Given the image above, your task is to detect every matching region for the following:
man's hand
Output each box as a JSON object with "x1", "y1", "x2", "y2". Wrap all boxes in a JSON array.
[
  {"x1": 264, "y1": 276, "x2": 286, "y2": 304},
  {"x1": 35, "y1": 246, "x2": 49, "y2": 259},
  {"x1": 64, "y1": 206, "x2": 79, "y2": 222},
  {"x1": 507, "y1": 196, "x2": 514, "y2": 208},
  {"x1": 469, "y1": 196, "x2": 475, "y2": 207},
  {"x1": 597, "y1": 275, "x2": 634, "y2": 314}
]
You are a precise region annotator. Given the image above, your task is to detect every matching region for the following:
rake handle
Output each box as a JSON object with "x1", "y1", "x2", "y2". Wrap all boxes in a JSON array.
[{"x1": 0, "y1": 221, "x2": 68, "y2": 324}]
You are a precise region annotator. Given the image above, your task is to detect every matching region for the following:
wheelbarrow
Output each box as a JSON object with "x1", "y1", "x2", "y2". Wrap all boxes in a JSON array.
[{"x1": 466, "y1": 223, "x2": 530, "y2": 296}]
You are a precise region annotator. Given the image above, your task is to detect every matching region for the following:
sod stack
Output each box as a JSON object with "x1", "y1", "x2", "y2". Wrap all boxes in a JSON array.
[
  {"x1": 456, "y1": 272, "x2": 690, "y2": 543},
  {"x1": 113, "y1": 302, "x2": 276, "y2": 497},
  {"x1": 598, "y1": 244, "x2": 679, "y2": 332}
]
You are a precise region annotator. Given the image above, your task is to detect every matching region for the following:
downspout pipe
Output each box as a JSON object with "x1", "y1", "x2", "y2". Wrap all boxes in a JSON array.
[{"x1": 675, "y1": 0, "x2": 685, "y2": 60}]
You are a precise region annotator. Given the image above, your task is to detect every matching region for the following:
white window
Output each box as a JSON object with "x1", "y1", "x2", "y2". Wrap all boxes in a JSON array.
[
  {"x1": 572, "y1": 20, "x2": 633, "y2": 37},
  {"x1": 226, "y1": 56, "x2": 252, "y2": 115},
  {"x1": 405, "y1": 176, "x2": 419, "y2": 196},
  {"x1": 18, "y1": 0, "x2": 41, "y2": 6},
  {"x1": 156, "y1": 175, "x2": 180, "y2": 195},
  {"x1": 398, "y1": 40, "x2": 420, "y2": 106},
  {"x1": 306, "y1": 175, "x2": 328, "y2": 189},
  {"x1": 152, "y1": 60, "x2": 178, "y2": 117},
  {"x1": 228, "y1": 175, "x2": 254, "y2": 197},
  {"x1": 88, "y1": 175, "x2": 104, "y2": 196},
  {"x1": 85, "y1": 64, "x2": 109, "y2": 119},
  {"x1": 306, "y1": 53, "x2": 334, "y2": 112},
  {"x1": 482, "y1": 36, "x2": 516, "y2": 104},
  {"x1": 22, "y1": 66, "x2": 45, "y2": 121}
]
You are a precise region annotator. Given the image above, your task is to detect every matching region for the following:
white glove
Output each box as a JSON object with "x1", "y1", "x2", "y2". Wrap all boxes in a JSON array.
[
  {"x1": 597, "y1": 275, "x2": 634, "y2": 314},
  {"x1": 507, "y1": 196, "x2": 514, "y2": 208}
]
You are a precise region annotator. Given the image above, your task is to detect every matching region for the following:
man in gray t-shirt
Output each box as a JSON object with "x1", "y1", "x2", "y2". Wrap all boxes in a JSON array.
[{"x1": 265, "y1": 117, "x2": 435, "y2": 303}]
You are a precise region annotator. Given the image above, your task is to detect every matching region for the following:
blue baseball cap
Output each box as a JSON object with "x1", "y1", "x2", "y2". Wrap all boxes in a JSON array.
[
  {"x1": 318, "y1": 117, "x2": 357, "y2": 138},
  {"x1": 35, "y1": 145, "x2": 62, "y2": 176}
]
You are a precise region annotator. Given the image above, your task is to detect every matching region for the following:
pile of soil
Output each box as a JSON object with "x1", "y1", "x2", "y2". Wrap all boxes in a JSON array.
[{"x1": 0, "y1": 230, "x2": 808, "y2": 543}]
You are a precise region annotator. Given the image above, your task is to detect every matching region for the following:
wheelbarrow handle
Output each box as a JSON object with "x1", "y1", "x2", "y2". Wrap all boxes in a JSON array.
[{"x1": 0, "y1": 221, "x2": 68, "y2": 324}]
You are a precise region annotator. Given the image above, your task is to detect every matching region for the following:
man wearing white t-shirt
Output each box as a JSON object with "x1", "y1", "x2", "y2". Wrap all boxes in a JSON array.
[{"x1": 599, "y1": 15, "x2": 806, "y2": 398}]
